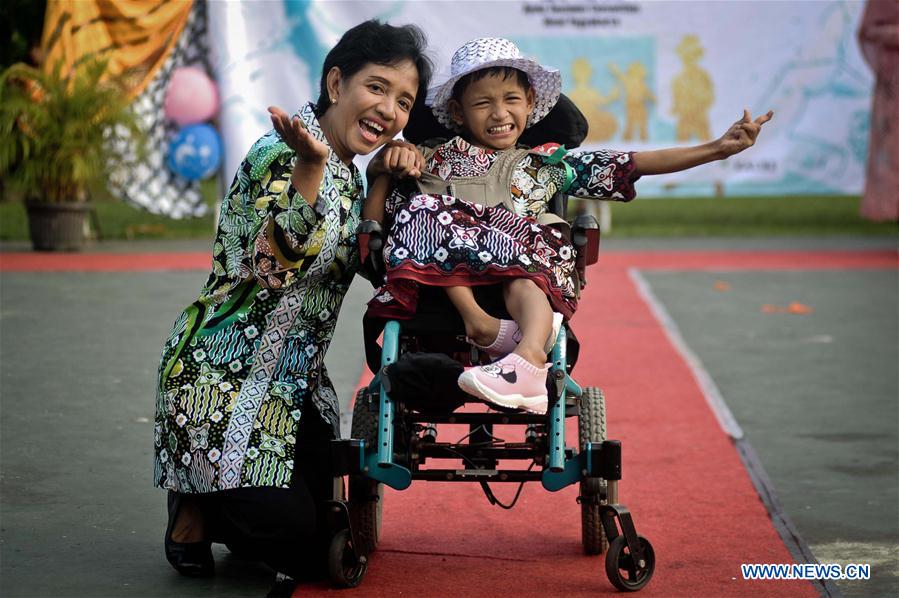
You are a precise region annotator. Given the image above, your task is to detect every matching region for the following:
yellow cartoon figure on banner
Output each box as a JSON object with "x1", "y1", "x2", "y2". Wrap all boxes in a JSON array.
[
  {"x1": 609, "y1": 61, "x2": 654, "y2": 142},
  {"x1": 672, "y1": 35, "x2": 714, "y2": 142},
  {"x1": 568, "y1": 58, "x2": 619, "y2": 142}
]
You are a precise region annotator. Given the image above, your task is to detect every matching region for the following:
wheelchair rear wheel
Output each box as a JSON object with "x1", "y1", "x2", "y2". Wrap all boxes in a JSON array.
[
  {"x1": 578, "y1": 386, "x2": 608, "y2": 555},
  {"x1": 348, "y1": 388, "x2": 383, "y2": 555}
]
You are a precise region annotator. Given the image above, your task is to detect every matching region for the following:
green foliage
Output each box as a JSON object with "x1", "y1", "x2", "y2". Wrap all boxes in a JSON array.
[{"x1": 0, "y1": 58, "x2": 144, "y2": 203}]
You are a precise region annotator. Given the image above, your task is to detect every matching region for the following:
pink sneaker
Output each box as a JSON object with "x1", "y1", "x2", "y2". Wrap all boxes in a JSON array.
[
  {"x1": 457, "y1": 353, "x2": 550, "y2": 414},
  {"x1": 468, "y1": 313, "x2": 563, "y2": 359}
]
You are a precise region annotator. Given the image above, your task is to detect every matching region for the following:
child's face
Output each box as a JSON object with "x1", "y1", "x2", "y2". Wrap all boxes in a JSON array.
[{"x1": 448, "y1": 72, "x2": 535, "y2": 151}]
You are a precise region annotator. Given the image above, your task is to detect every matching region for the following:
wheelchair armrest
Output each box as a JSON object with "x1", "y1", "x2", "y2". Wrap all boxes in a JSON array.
[
  {"x1": 572, "y1": 214, "x2": 600, "y2": 264},
  {"x1": 357, "y1": 219, "x2": 385, "y2": 283},
  {"x1": 572, "y1": 213, "x2": 600, "y2": 288}
]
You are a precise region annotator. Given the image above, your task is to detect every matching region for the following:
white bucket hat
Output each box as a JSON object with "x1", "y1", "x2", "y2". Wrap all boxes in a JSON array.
[{"x1": 426, "y1": 37, "x2": 562, "y2": 131}]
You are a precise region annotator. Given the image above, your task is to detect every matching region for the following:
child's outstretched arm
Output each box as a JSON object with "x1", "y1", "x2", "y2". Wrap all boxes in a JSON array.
[{"x1": 633, "y1": 109, "x2": 773, "y2": 176}]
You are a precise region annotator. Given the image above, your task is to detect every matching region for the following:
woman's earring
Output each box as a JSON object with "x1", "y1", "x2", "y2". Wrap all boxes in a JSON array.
[{"x1": 330, "y1": 97, "x2": 337, "y2": 104}]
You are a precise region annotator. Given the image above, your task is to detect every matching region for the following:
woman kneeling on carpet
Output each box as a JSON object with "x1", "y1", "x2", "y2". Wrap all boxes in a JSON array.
[{"x1": 153, "y1": 20, "x2": 432, "y2": 582}]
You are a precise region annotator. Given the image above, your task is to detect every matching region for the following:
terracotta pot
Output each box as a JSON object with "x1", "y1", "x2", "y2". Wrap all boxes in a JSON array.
[{"x1": 24, "y1": 200, "x2": 92, "y2": 251}]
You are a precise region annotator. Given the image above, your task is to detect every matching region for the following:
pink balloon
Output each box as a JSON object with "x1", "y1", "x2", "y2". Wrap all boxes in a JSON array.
[{"x1": 164, "y1": 67, "x2": 219, "y2": 126}]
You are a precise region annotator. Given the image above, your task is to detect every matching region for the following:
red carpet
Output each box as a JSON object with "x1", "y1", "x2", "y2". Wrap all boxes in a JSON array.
[
  {"x1": 4, "y1": 249, "x2": 883, "y2": 594},
  {"x1": 0, "y1": 252, "x2": 210, "y2": 271}
]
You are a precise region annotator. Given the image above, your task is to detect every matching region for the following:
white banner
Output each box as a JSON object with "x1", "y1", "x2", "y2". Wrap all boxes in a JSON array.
[{"x1": 208, "y1": 0, "x2": 873, "y2": 197}]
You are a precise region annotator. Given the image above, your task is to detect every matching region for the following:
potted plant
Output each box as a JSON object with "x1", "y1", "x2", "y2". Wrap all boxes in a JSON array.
[{"x1": 0, "y1": 58, "x2": 143, "y2": 250}]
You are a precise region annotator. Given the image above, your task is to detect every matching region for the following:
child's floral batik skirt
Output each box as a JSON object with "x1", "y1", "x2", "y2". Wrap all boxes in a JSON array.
[{"x1": 367, "y1": 194, "x2": 577, "y2": 320}]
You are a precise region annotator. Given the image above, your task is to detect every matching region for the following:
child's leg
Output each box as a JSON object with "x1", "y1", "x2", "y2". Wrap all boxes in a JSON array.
[
  {"x1": 503, "y1": 278, "x2": 553, "y2": 367},
  {"x1": 445, "y1": 286, "x2": 501, "y2": 347},
  {"x1": 457, "y1": 277, "x2": 554, "y2": 414}
]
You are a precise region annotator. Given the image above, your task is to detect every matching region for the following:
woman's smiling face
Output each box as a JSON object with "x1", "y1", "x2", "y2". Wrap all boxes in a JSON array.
[
  {"x1": 449, "y1": 70, "x2": 535, "y2": 151},
  {"x1": 321, "y1": 60, "x2": 419, "y2": 162}
]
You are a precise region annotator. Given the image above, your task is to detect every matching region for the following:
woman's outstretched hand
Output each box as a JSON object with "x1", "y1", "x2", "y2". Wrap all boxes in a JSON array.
[
  {"x1": 715, "y1": 109, "x2": 774, "y2": 158},
  {"x1": 268, "y1": 106, "x2": 328, "y2": 205},
  {"x1": 268, "y1": 106, "x2": 329, "y2": 165},
  {"x1": 368, "y1": 140, "x2": 424, "y2": 179}
]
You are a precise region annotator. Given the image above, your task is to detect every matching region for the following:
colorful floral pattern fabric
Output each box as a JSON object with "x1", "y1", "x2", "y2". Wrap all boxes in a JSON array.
[
  {"x1": 371, "y1": 192, "x2": 576, "y2": 318},
  {"x1": 369, "y1": 137, "x2": 637, "y2": 319},
  {"x1": 154, "y1": 103, "x2": 363, "y2": 493},
  {"x1": 384, "y1": 137, "x2": 638, "y2": 220}
]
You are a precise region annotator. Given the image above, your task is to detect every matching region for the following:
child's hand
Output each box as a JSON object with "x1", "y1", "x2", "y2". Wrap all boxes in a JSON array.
[
  {"x1": 268, "y1": 106, "x2": 329, "y2": 165},
  {"x1": 715, "y1": 109, "x2": 774, "y2": 158},
  {"x1": 368, "y1": 141, "x2": 424, "y2": 179}
]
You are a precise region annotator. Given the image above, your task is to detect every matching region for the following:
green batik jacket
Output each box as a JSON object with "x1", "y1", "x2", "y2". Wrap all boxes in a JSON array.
[{"x1": 154, "y1": 103, "x2": 363, "y2": 493}]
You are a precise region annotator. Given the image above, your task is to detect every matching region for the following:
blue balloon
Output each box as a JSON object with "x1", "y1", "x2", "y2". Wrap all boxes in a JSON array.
[{"x1": 166, "y1": 124, "x2": 223, "y2": 181}]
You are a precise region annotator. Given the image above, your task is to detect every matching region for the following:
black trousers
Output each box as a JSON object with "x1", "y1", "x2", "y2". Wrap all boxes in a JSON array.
[{"x1": 199, "y1": 403, "x2": 335, "y2": 578}]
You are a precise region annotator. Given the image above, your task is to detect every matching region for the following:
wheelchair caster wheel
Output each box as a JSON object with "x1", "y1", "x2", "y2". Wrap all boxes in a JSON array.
[
  {"x1": 605, "y1": 534, "x2": 655, "y2": 591},
  {"x1": 327, "y1": 529, "x2": 367, "y2": 588}
]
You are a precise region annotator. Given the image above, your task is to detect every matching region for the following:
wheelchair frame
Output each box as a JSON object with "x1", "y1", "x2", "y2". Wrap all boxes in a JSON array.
[{"x1": 324, "y1": 205, "x2": 656, "y2": 591}]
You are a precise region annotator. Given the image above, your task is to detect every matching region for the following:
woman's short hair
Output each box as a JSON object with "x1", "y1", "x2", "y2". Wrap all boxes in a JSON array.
[{"x1": 316, "y1": 20, "x2": 433, "y2": 115}]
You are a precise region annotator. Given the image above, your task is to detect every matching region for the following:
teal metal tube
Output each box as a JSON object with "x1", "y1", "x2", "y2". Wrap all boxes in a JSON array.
[
  {"x1": 542, "y1": 449, "x2": 584, "y2": 491},
  {"x1": 364, "y1": 451, "x2": 412, "y2": 490},
  {"x1": 548, "y1": 325, "x2": 567, "y2": 472},
  {"x1": 377, "y1": 320, "x2": 400, "y2": 467},
  {"x1": 566, "y1": 377, "x2": 582, "y2": 398},
  {"x1": 542, "y1": 442, "x2": 601, "y2": 492}
]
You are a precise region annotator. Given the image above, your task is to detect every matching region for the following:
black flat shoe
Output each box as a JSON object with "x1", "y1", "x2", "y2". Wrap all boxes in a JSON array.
[{"x1": 165, "y1": 491, "x2": 214, "y2": 577}]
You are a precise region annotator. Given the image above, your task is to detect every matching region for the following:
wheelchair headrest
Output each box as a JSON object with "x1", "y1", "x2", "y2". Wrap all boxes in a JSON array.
[{"x1": 403, "y1": 93, "x2": 588, "y2": 149}]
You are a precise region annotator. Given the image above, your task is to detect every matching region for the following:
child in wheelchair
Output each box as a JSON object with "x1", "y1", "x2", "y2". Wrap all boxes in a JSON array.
[{"x1": 362, "y1": 37, "x2": 772, "y2": 415}]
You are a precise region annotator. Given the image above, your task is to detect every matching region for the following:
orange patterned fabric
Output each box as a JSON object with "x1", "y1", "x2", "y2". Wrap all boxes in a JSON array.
[{"x1": 40, "y1": 0, "x2": 192, "y2": 98}]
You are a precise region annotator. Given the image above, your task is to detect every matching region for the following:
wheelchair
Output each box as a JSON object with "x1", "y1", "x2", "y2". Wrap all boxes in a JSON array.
[{"x1": 323, "y1": 95, "x2": 655, "y2": 592}]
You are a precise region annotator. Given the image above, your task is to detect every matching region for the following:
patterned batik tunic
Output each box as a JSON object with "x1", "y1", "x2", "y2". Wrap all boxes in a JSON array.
[
  {"x1": 154, "y1": 103, "x2": 364, "y2": 494},
  {"x1": 367, "y1": 136, "x2": 638, "y2": 320}
]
